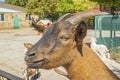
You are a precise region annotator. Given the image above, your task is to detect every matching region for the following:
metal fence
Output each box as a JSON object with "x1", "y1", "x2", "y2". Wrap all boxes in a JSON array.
[
  {"x1": 94, "y1": 15, "x2": 120, "y2": 53},
  {"x1": 0, "y1": 70, "x2": 23, "y2": 80}
]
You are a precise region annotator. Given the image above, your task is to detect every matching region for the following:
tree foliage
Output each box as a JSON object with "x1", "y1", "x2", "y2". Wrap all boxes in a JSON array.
[
  {"x1": 26, "y1": 0, "x2": 96, "y2": 21},
  {"x1": 90, "y1": 0, "x2": 120, "y2": 14},
  {"x1": 72, "y1": 0, "x2": 96, "y2": 11},
  {"x1": 90, "y1": 0, "x2": 120, "y2": 7},
  {"x1": 5, "y1": 0, "x2": 28, "y2": 7},
  {"x1": 5, "y1": 0, "x2": 97, "y2": 20}
]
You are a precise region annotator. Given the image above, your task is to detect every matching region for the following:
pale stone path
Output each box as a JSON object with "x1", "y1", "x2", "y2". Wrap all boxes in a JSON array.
[
  {"x1": 0, "y1": 28, "x2": 120, "y2": 80},
  {"x1": 0, "y1": 28, "x2": 68, "y2": 80}
]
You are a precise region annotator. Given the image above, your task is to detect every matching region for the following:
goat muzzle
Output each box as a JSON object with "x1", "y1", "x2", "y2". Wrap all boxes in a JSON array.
[{"x1": 25, "y1": 55, "x2": 48, "y2": 68}]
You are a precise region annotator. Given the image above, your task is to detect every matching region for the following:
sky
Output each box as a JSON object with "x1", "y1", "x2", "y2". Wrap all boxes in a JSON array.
[{"x1": 0, "y1": 0, "x2": 5, "y2": 2}]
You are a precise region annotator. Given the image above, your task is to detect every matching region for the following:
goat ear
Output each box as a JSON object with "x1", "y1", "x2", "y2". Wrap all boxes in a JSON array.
[
  {"x1": 74, "y1": 21, "x2": 87, "y2": 56},
  {"x1": 24, "y1": 43, "x2": 33, "y2": 49},
  {"x1": 74, "y1": 21, "x2": 87, "y2": 43}
]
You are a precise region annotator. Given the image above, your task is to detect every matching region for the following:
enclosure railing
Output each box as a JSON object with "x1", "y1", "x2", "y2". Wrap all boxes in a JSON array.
[
  {"x1": 0, "y1": 69, "x2": 23, "y2": 80},
  {"x1": 94, "y1": 15, "x2": 120, "y2": 54}
]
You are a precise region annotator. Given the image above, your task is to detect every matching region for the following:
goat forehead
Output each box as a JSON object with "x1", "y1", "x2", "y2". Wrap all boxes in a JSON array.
[
  {"x1": 27, "y1": 22, "x2": 72, "y2": 52},
  {"x1": 45, "y1": 22, "x2": 71, "y2": 35},
  {"x1": 46, "y1": 23, "x2": 60, "y2": 34}
]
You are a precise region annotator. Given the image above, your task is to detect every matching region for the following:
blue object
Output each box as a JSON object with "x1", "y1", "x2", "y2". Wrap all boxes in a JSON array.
[
  {"x1": 14, "y1": 15, "x2": 19, "y2": 29},
  {"x1": 30, "y1": 72, "x2": 41, "y2": 80}
]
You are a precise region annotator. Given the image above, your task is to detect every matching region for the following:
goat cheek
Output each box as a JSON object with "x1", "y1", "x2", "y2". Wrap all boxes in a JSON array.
[
  {"x1": 62, "y1": 40, "x2": 73, "y2": 48},
  {"x1": 60, "y1": 40, "x2": 71, "y2": 47}
]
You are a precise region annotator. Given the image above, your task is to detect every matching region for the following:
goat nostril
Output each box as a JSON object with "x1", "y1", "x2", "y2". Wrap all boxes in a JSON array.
[{"x1": 28, "y1": 53, "x2": 36, "y2": 56}]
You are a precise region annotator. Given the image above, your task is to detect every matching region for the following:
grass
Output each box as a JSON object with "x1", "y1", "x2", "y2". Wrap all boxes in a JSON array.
[
  {"x1": 110, "y1": 53, "x2": 120, "y2": 61},
  {"x1": 110, "y1": 46, "x2": 120, "y2": 61}
]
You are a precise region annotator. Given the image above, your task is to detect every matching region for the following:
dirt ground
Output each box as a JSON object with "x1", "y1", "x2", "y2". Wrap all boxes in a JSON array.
[
  {"x1": 0, "y1": 28, "x2": 68, "y2": 80},
  {"x1": 0, "y1": 27, "x2": 120, "y2": 80}
]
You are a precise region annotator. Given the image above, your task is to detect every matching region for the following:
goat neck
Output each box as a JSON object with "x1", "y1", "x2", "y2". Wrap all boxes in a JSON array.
[{"x1": 63, "y1": 43, "x2": 119, "y2": 80}]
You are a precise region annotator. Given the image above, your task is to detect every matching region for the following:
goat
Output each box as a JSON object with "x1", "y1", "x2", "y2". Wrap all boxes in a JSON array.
[
  {"x1": 23, "y1": 43, "x2": 40, "y2": 80},
  {"x1": 31, "y1": 17, "x2": 45, "y2": 34},
  {"x1": 90, "y1": 38, "x2": 110, "y2": 60},
  {"x1": 24, "y1": 43, "x2": 69, "y2": 78},
  {"x1": 25, "y1": 12, "x2": 119, "y2": 80},
  {"x1": 31, "y1": 18, "x2": 52, "y2": 35}
]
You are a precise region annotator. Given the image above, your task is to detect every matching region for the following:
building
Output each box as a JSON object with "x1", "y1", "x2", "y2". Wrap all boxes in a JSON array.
[{"x1": 0, "y1": 2, "x2": 38, "y2": 29}]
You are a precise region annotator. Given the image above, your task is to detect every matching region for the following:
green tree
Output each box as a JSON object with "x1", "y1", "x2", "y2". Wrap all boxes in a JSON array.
[
  {"x1": 5, "y1": 0, "x2": 28, "y2": 7},
  {"x1": 72, "y1": 0, "x2": 96, "y2": 11},
  {"x1": 90, "y1": 0, "x2": 120, "y2": 7},
  {"x1": 90, "y1": 0, "x2": 120, "y2": 14},
  {"x1": 26, "y1": 0, "x2": 96, "y2": 21},
  {"x1": 26, "y1": 0, "x2": 53, "y2": 19}
]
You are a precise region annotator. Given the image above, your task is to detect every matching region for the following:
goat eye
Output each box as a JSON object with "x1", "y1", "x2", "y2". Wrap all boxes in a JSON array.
[{"x1": 60, "y1": 36, "x2": 69, "y2": 41}]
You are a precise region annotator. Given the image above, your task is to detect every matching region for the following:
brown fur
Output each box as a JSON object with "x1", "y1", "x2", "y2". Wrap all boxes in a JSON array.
[
  {"x1": 63, "y1": 43, "x2": 119, "y2": 80},
  {"x1": 24, "y1": 43, "x2": 33, "y2": 49},
  {"x1": 27, "y1": 67, "x2": 36, "y2": 76},
  {"x1": 25, "y1": 13, "x2": 119, "y2": 80}
]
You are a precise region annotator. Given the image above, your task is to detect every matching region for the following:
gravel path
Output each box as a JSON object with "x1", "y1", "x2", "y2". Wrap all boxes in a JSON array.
[{"x1": 0, "y1": 28, "x2": 120, "y2": 80}]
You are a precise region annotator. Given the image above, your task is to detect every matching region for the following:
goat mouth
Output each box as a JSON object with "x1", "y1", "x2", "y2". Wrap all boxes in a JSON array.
[
  {"x1": 32, "y1": 58, "x2": 47, "y2": 63},
  {"x1": 25, "y1": 57, "x2": 47, "y2": 68}
]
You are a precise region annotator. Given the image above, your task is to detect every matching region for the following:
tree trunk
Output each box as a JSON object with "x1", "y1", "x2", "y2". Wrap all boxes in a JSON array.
[{"x1": 111, "y1": 6, "x2": 115, "y2": 15}]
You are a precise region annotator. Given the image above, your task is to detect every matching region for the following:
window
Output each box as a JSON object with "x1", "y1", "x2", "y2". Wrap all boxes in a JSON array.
[
  {"x1": 0, "y1": 14, "x2": 4, "y2": 21},
  {"x1": 26, "y1": 14, "x2": 31, "y2": 20}
]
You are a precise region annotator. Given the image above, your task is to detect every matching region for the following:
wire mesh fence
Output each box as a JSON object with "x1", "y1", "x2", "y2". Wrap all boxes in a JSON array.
[{"x1": 94, "y1": 15, "x2": 120, "y2": 54}]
